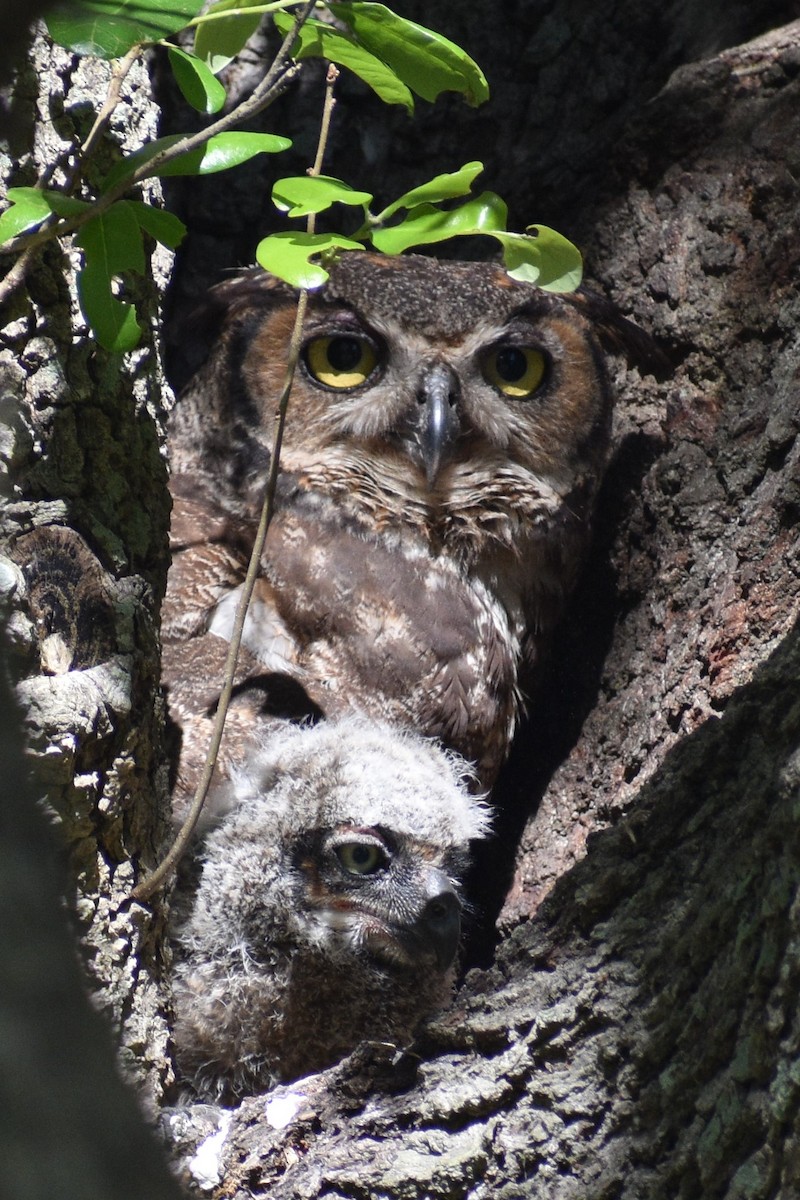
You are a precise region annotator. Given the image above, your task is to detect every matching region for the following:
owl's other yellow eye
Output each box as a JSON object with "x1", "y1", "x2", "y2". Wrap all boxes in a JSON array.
[
  {"x1": 305, "y1": 335, "x2": 378, "y2": 389},
  {"x1": 483, "y1": 346, "x2": 547, "y2": 398},
  {"x1": 335, "y1": 841, "x2": 386, "y2": 875}
]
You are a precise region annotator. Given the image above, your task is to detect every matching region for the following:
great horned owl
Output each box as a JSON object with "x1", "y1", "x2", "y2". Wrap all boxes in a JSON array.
[
  {"x1": 163, "y1": 252, "x2": 652, "y2": 806},
  {"x1": 170, "y1": 719, "x2": 490, "y2": 1101}
]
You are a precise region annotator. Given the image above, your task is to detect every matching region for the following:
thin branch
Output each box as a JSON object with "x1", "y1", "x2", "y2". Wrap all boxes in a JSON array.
[
  {"x1": 309, "y1": 63, "x2": 339, "y2": 188},
  {"x1": 132, "y1": 60, "x2": 340, "y2": 903},
  {"x1": 81, "y1": 45, "x2": 143, "y2": 165},
  {"x1": 73, "y1": 43, "x2": 143, "y2": 184},
  {"x1": 0, "y1": 246, "x2": 37, "y2": 307},
  {"x1": 125, "y1": 0, "x2": 316, "y2": 188},
  {"x1": 186, "y1": 0, "x2": 302, "y2": 28},
  {"x1": 131, "y1": 291, "x2": 310, "y2": 902}
]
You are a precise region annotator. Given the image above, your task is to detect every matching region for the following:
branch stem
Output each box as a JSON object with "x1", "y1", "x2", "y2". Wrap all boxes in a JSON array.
[{"x1": 132, "y1": 58, "x2": 339, "y2": 903}]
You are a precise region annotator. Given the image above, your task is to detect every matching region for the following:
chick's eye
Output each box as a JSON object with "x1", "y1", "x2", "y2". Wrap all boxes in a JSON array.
[
  {"x1": 335, "y1": 841, "x2": 386, "y2": 875},
  {"x1": 305, "y1": 335, "x2": 378, "y2": 389},
  {"x1": 484, "y1": 346, "x2": 547, "y2": 398}
]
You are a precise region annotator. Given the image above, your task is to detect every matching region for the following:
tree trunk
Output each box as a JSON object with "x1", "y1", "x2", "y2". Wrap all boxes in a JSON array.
[
  {"x1": 3, "y1": 6, "x2": 800, "y2": 1199},
  {"x1": 0, "y1": 31, "x2": 174, "y2": 1115}
]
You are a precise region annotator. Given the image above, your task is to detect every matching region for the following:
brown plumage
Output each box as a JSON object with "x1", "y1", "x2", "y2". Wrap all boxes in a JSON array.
[{"x1": 162, "y1": 252, "x2": 641, "y2": 807}]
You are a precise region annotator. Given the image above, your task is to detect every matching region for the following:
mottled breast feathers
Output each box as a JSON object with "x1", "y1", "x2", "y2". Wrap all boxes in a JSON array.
[{"x1": 163, "y1": 252, "x2": 627, "y2": 803}]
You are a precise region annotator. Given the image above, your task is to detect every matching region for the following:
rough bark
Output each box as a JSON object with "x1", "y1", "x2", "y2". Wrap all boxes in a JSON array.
[
  {"x1": 0, "y1": 668, "x2": 184, "y2": 1200},
  {"x1": 0, "y1": 33, "x2": 174, "y2": 1113},
  {"x1": 3, "y1": 5, "x2": 800, "y2": 1199},
  {"x1": 502, "y1": 21, "x2": 800, "y2": 923}
]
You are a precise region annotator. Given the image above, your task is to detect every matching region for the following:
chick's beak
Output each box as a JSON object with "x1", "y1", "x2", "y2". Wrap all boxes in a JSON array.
[{"x1": 404, "y1": 866, "x2": 462, "y2": 971}]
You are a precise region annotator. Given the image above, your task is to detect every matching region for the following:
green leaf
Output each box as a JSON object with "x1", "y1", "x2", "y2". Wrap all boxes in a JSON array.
[
  {"x1": 371, "y1": 192, "x2": 508, "y2": 255},
  {"x1": 75, "y1": 201, "x2": 146, "y2": 351},
  {"x1": 370, "y1": 196, "x2": 582, "y2": 291},
  {"x1": 256, "y1": 232, "x2": 364, "y2": 289},
  {"x1": 379, "y1": 162, "x2": 484, "y2": 222},
  {"x1": 0, "y1": 191, "x2": 50, "y2": 242},
  {"x1": 273, "y1": 13, "x2": 414, "y2": 111},
  {"x1": 496, "y1": 227, "x2": 583, "y2": 291},
  {"x1": 102, "y1": 131, "x2": 292, "y2": 191},
  {"x1": 77, "y1": 262, "x2": 142, "y2": 351},
  {"x1": 272, "y1": 175, "x2": 373, "y2": 219},
  {"x1": 168, "y1": 46, "x2": 226, "y2": 114},
  {"x1": 46, "y1": 0, "x2": 205, "y2": 58},
  {"x1": 193, "y1": 0, "x2": 263, "y2": 72},
  {"x1": 332, "y1": 3, "x2": 489, "y2": 106},
  {"x1": 0, "y1": 188, "x2": 91, "y2": 242},
  {"x1": 76, "y1": 200, "x2": 146, "y2": 276},
  {"x1": 127, "y1": 200, "x2": 186, "y2": 249}
]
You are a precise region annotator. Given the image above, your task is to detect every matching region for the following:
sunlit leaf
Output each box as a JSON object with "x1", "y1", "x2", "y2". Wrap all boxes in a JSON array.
[
  {"x1": 102, "y1": 131, "x2": 292, "y2": 191},
  {"x1": 379, "y1": 162, "x2": 484, "y2": 222},
  {"x1": 273, "y1": 13, "x2": 414, "y2": 111},
  {"x1": 76, "y1": 199, "x2": 145, "y2": 276},
  {"x1": 46, "y1": 0, "x2": 204, "y2": 58},
  {"x1": 256, "y1": 231, "x2": 364, "y2": 289},
  {"x1": 127, "y1": 200, "x2": 186, "y2": 249},
  {"x1": 495, "y1": 227, "x2": 583, "y2": 291},
  {"x1": 168, "y1": 45, "x2": 226, "y2": 114},
  {"x1": 332, "y1": 3, "x2": 489, "y2": 106},
  {"x1": 0, "y1": 188, "x2": 91, "y2": 242},
  {"x1": 75, "y1": 201, "x2": 146, "y2": 351},
  {"x1": 370, "y1": 192, "x2": 507, "y2": 254},
  {"x1": 77, "y1": 263, "x2": 142, "y2": 350},
  {"x1": 193, "y1": 0, "x2": 263, "y2": 72},
  {"x1": 272, "y1": 175, "x2": 373, "y2": 219},
  {"x1": 370, "y1": 196, "x2": 582, "y2": 291}
]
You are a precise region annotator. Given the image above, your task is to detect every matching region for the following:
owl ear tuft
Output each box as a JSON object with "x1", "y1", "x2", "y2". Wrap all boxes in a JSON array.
[
  {"x1": 166, "y1": 269, "x2": 294, "y2": 393},
  {"x1": 572, "y1": 287, "x2": 675, "y2": 380}
]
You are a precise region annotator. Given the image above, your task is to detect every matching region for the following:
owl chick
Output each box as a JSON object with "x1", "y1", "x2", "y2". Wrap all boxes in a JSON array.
[
  {"x1": 170, "y1": 719, "x2": 490, "y2": 1102},
  {"x1": 164, "y1": 253, "x2": 656, "y2": 804}
]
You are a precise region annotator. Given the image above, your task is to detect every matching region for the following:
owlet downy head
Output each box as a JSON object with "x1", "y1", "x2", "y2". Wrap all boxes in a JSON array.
[{"x1": 170, "y1": 719, "x2": 491, "y2": 1101}]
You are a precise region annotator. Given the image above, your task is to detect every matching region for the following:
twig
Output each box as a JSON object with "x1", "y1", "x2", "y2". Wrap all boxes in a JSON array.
[
  {"x1": 132, "y1": 292, "x2": 309, "y2": 902},
  {"x1": 132, "y1": 59, "x2": 340, "y2": 903},
  {"x1": 186, "y1": 0, "x2": 301, "y2": 28},
  {"x1": 0, "y1": 45, "x2": 144, "y2": 308},
  {"x1": 77, "y1": 45, "x2": 143, "y2": 172}
]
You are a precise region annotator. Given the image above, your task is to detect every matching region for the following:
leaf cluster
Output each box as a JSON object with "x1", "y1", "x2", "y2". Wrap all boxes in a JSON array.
[
  {"x1": 263, "y1": 163, "x2": 580, "y2": 290},
  {"x1": 0, "y1": 0, "x2": 582, "y2": 350}
]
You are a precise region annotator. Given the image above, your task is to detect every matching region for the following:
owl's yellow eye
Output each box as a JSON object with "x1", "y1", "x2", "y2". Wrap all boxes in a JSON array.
[
  {"x1": 483, "y1": 346, "x2": 547, "y2": 398},
  {"x1": 305, "y1": 335, "x2": 378, "y2": 389},
  {"x1": 335, "y1": 841, "x2": 386, "y2": 875}
]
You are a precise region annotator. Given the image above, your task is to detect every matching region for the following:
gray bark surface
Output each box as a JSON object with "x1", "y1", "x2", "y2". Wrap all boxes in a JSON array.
[
  {"x1": 1, "y1": 33, "x2": 175, "y2": 1112},
  {"x1": 0, "y1": 669, "x2": 184, "y2": 1200},
  {"x1": 503, "y1": 22, "x2": 800, "y2": 919}
]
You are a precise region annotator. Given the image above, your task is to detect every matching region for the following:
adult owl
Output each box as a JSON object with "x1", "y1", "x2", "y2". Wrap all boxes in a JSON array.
[
  {"x1": 170, "y1": 719, "x2": 490, "y2": 1101},
  {"x1": 163, "y1": 251, "x2": 653, "y2": 808}
]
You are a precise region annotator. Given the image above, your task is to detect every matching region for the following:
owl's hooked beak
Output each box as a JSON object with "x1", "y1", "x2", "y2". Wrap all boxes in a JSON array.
[
  {"x1": 400, "y1": 866, "x2": 462, "y2": 971},
  {"x1": 416, "y1": 363, "x2": 461, "y2": 487}
]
